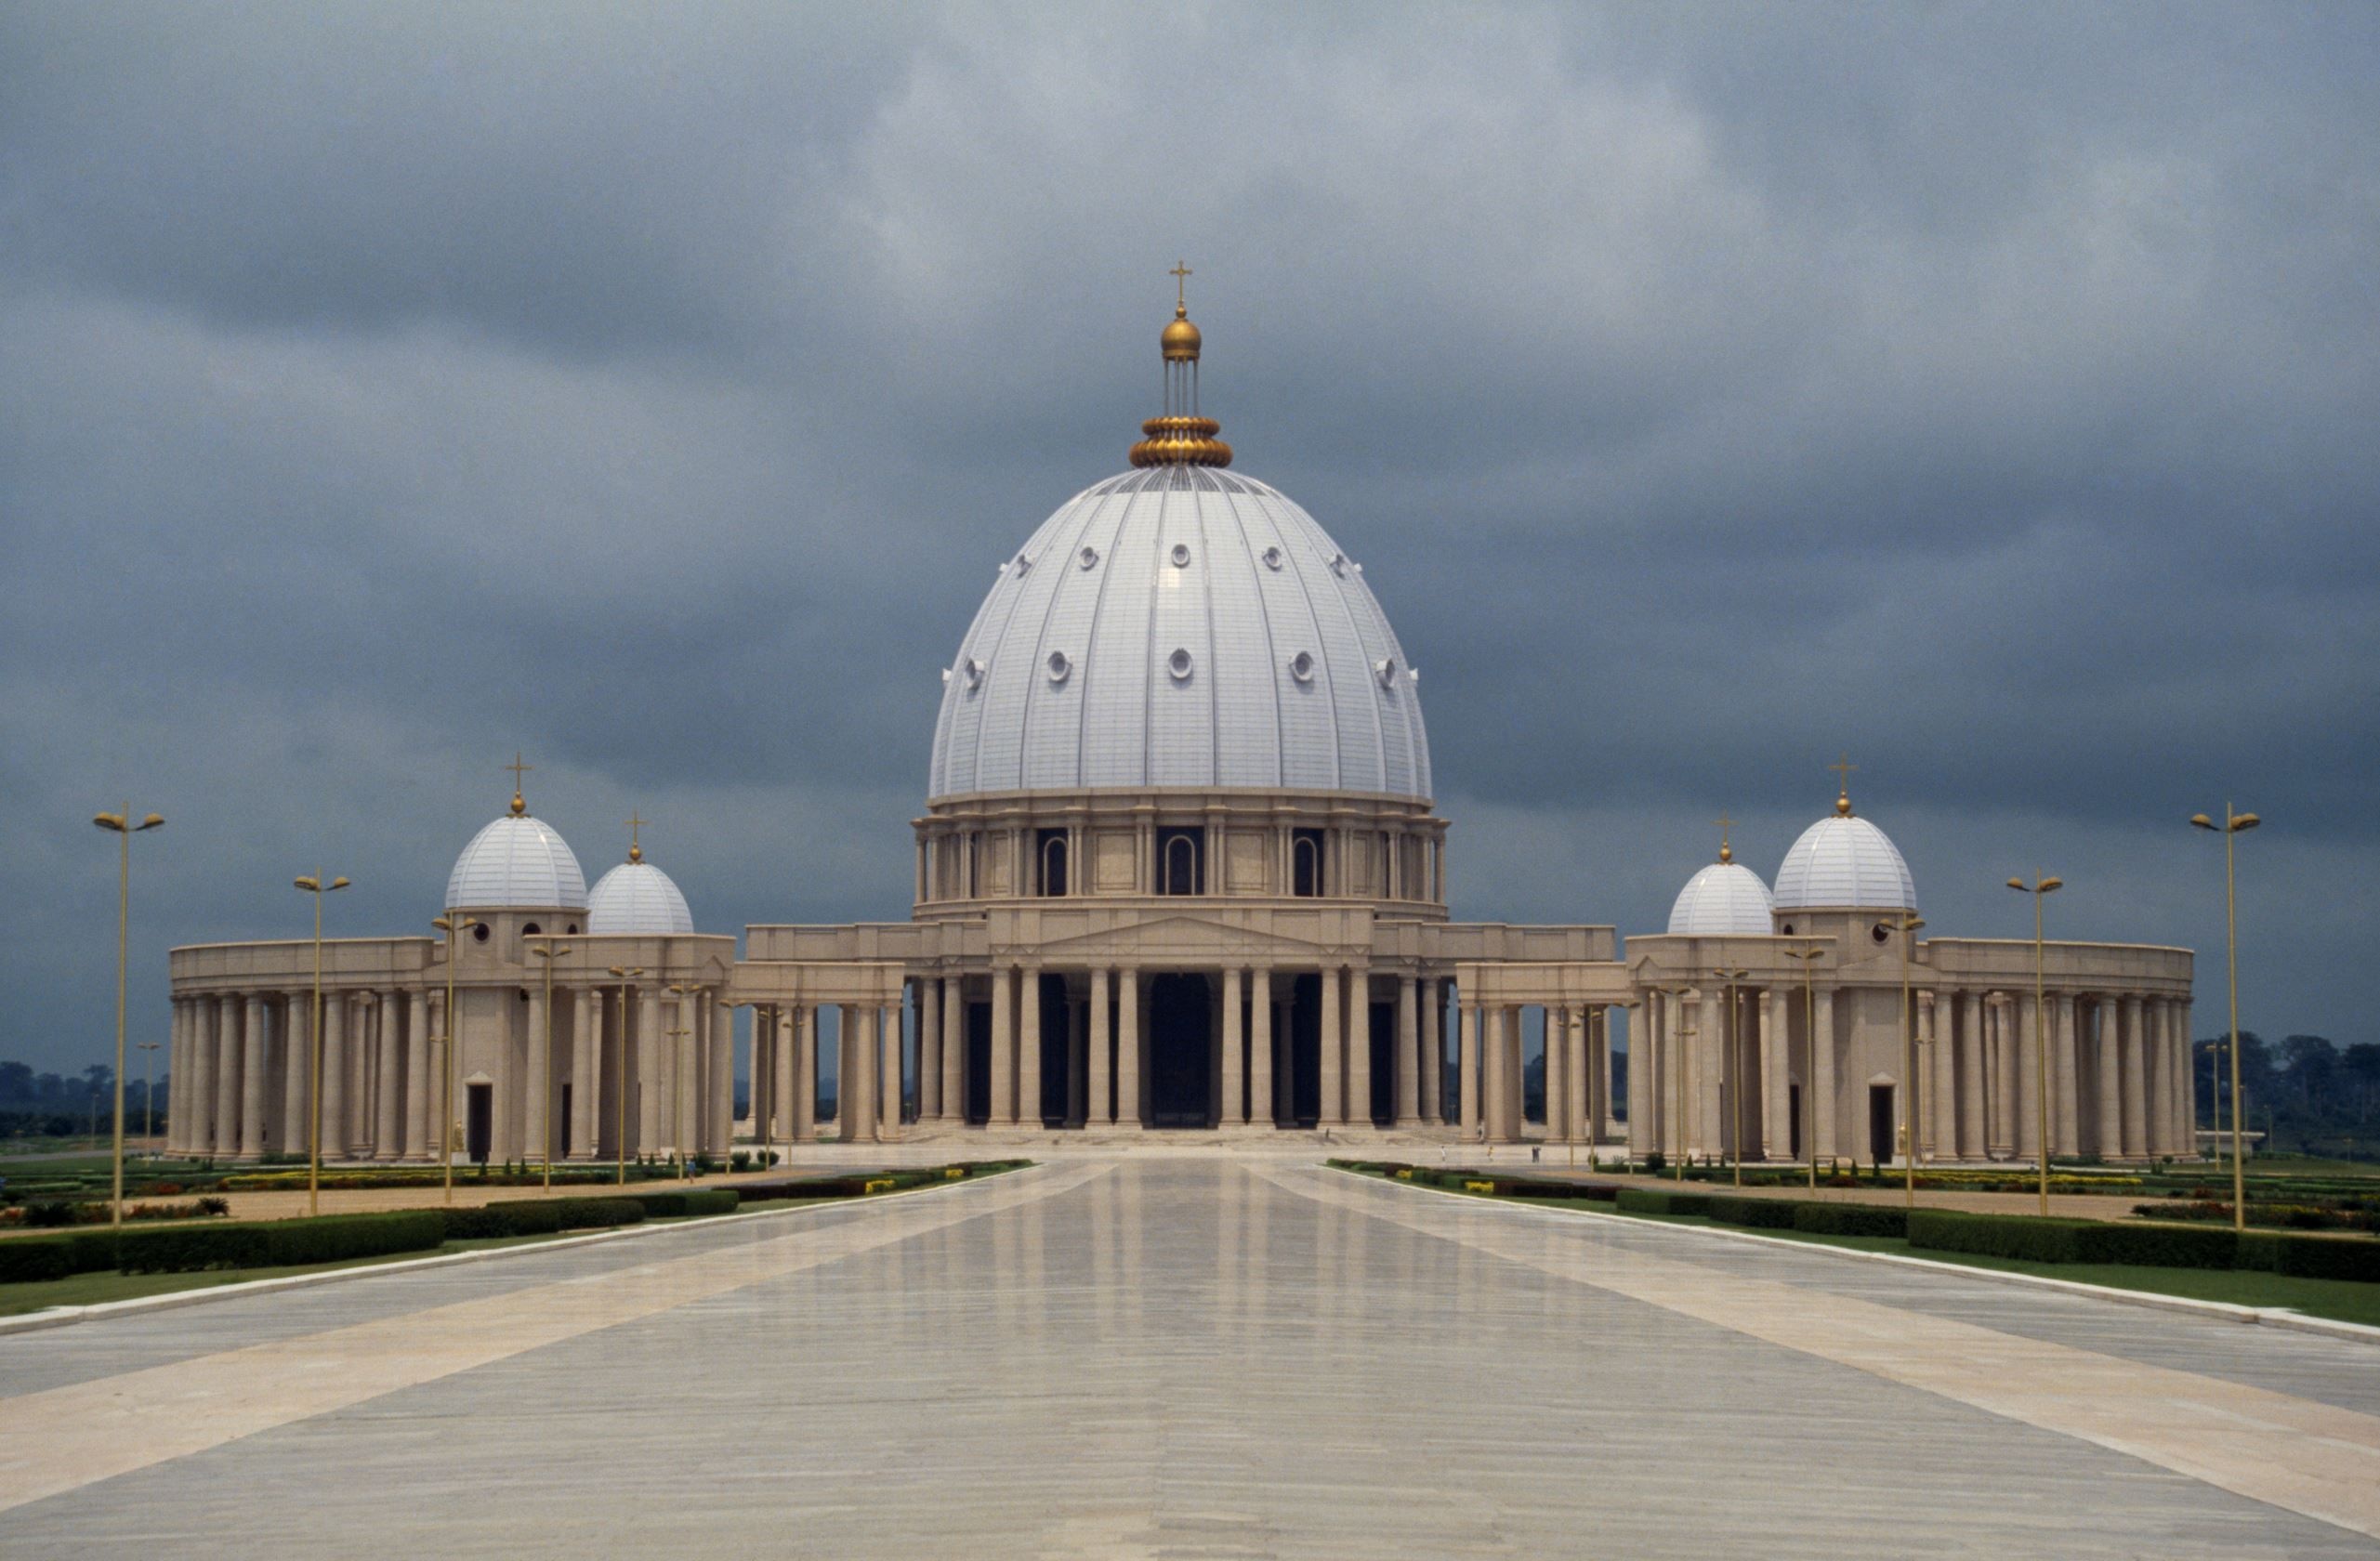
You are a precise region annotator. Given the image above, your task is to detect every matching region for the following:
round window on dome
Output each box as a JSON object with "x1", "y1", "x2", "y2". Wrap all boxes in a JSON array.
[
  {"x1": 1045, "y1": 649, "x2": 1071, "y2": 684},
  {"x1": 1261, "y1": 545, "x2": 1283, "y2": 571},
  {"x1": 472, "y1": 924, "x2": 491, "y2": 943},
  {"x1": 1078, "y1": 545, "x2": 1098, "y2": 570},
  {"x1": 1168, "y1": 648, "x2": 1193, "y2": 681},
  {"x1": 1374, "y1": 657, "x2": 1396, "y2": 688},
  {"x1": 1872, "y1": 923, "x2": 1890, "y2": 944},
  {"x1": 1288, "y1": 650, "x2": 1315, "y2": 683},
  {"x1": 1170, "y1": 543, "x2": 1191, "y2": 568}
]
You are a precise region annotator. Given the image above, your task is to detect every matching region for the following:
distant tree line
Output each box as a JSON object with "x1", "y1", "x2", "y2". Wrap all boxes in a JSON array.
[
  {"x1": 2195, "y1": 1033, "x2": 2380, "y2": 1159},
  {"x1": 0, "y1": 1060, "x2": 170, "y2": 1140}
]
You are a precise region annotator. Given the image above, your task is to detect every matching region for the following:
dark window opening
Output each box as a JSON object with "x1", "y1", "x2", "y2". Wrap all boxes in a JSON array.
[
  {"x1": 1158, "y1": 828, "x2": 1203, "y2": 895},
  {"x1": 472, "y1": 923, "x2": 491, "y2": 943},
  {"x1": 1038, "y1": 829, "x2": 1069, "y2": 897},
  {"x1": 522, "y1": 923, "x2": 540, "y2": 937},
  {"x1": 1292, "y1": 829, "x2": 1325, "y2": 898}
]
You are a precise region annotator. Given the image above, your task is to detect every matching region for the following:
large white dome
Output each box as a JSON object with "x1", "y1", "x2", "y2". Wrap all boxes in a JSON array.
[
  {"x1": 1773, "y1": 811, "x2": 1916, "y2": 912},
  {"x1": 1667, "y1": 860, "x2": 1776, "y2": 936},
  {"x1": 445, "y1": 813, "x2": 588, "y2": 911},
  {"x1": 586, "y1": 859, "x2": 694, "y2": 936},
  {"x1": 927, "y1": 465, "x2": 1431, "y2": 801}
]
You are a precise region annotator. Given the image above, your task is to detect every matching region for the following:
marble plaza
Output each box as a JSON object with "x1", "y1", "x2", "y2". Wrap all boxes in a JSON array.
[{"x1": 3, "y1": 1157, "x2": 2376, "y2": 1557}]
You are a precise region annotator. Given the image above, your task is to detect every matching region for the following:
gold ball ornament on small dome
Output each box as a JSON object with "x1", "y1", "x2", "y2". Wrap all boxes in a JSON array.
[{"x1": 1162, "y1": 302, "x2": 1203, "y2": 362}]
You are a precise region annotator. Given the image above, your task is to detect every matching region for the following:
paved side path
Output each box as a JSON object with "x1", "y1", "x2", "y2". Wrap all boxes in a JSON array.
[{"x1": 2, "y1": 1159, "x2": 2376, "y2": 1558}]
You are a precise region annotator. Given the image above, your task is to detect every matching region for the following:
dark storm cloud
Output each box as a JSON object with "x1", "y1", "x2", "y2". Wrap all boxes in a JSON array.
[{"x1": 3, "y1": 2, "x2": 2373, "y2": 1071}]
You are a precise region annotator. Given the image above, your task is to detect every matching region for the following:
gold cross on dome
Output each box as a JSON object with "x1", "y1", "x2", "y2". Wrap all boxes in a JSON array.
[
  {"x1": 1170, "y1": 259, "x2": 1191, "y2": 308},
  {"x1": 1714, "y1": 813, "x2": 1734, "y2": 862},
  {"x1": 505, "y1": 752, "x2": 533, "y2": 790},
  {"x1": 1828, "y1": 754, "x2": 1857, "y2": 792}
]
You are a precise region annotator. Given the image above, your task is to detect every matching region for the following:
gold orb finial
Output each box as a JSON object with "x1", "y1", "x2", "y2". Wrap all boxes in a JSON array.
[
  {"x1": 1716, "y1": 814, "x2": 1735, "y2": 864},
  {"x1": 1828, "y1": 754, "x2": 1857, "y2": 816},
  {"x1": 626, "y1": 811, "x2": 647, "y2": 864},
  {"x1": 504, "y1": 752, "x2": 533, "y2": 816},
  {"x1": 1131, "y1": 265, "x2": 1232, "y2": 466}
]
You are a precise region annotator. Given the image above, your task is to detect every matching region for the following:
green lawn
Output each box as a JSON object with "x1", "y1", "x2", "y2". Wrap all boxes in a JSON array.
[{"x1": 1377, "y1": 1176, "x2": 2380, "y2": 1329}]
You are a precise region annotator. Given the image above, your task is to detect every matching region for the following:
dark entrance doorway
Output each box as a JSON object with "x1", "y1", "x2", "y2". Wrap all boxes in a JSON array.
[
  {"x1": 559, "y1": 1083, "x2": 572, "y2": 1157},
  {"x1": 1147, "y1": 973, "x2": 1213, "y2": 1127},
  {"x1": 467, "y1": 1082, "x2": 493, "y2": 1166},
  {"x1": 1368, "y1": 999, "x2": 1395, "y2": 1127},
  {"x1": 1868, "y1": 1083, "x2": 1895, "y2": 1165},
  {"x1": 1287, "y1": 973, "x2": 1321, "y2": 1126},
  {"x1": 966, "y1": 1000, "x2": 992, "y2": 1125},
  {"x1": 1788, "y1": 1082, "x2": 1802, "y2": 1160}
]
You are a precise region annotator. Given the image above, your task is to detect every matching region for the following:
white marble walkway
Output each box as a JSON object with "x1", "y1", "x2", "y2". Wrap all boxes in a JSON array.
[{"x1": 2, "y1": 1158, "x2": 2376, "y2": 1558}]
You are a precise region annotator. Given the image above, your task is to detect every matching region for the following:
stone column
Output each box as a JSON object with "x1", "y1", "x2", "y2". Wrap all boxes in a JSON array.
[
  {"x1": 2092, "y1": 998, "x2": 2122, "y2": 1157},
  {"x1": 1420, "y1": 979, "x2": 1443, "y2": 1124},
  {"x1": 1955, "y1": 993, "x2": 1982, "y2": 1160},
  {"x1": 1019, "y1": 968, "x2": 1043, "y2": 1129},
  {"x1": 1986, "y1": 994, "x2": 2013, "y2": 1158},
  {"x1": 1811, "y1": 987, "x2": 1835, "y2": 1164},
  {"x1": 375, "y1": 989, "x2": 403, "y2": 1161},
  {"x1": 940, "y1": 978, "x2": 964, "y2": 1123},
  {"x1": 1347, "y1": 965, "x2": 1373, "y2": 1128},
  {"x1": 1624, "y1": 997, "x2": 1650, "y2": 1158},
  {"x1": 1115, "y1": 971, "x2": 1141, "y2": 1127},
  {"x1": 281, "y1": 991, "x2": 309, "y2": 1161},
  {"x1": 1459, "y1": 999, "x2": 1481, "y2": 1137},
  {"x1": 2146, "y1": 997, "x2": 2174, "y2": 1155},
  {"x1": 1088, "y1": 969, "x2": 1113, "y2": 1125},
  {"x1": 879, "y1": 1000, "x2": 901, "y2": 1141},
  {"x1": 712, "y1": 996, "x2": 734, "y2": 1155},
  {"x1": 238, "y1": 992, "x2": 268, "y2": 1159},
  {"x1": 566, "y1": 988, "x2": 595, "y2": 1159},
  {"x1": 1568, "y1": 1009, "x2": 1590, "y2": 1148},
  {"x1": 527, "y1": 981, "x2": 551, "y2": 1166},
  {"x1": 1545, "y1": 1006, "x2": 1568, "y2": 1141},
  {"x1": 632, "y1": 986, "x2": 660, "y2": 1151},
  {"x1": 397, "y1": 990, "x2": 426, "y2": 1161},
  {"x1": 1757, "y1": 992, "x2": 1782, "y2": 1160},
  {"x1": 1222, "y1": 967, "x2": 1246, "y2": 1126},
  {"x1": 1249, "y1": 967, "x2": 1273, "y2": 1131},
  {"x1": 1319, "y1": 964, "x2": 1343, "y2": 1125},
  {"x1": 188, "y1": 997, "x2": 217, "y2": 1156},
  {"x1": 1393, "y1": 977, "x2": 1421, "y2": 1129},
  {"x1": 2015, "y1": 993, "x2": 2044, "y2": 1161},
  {"x1": 1921, "y1": 991, "x2": 1946, "y2": 1158},
  {"x1": 795, "y1": 1005, "x2": 818, "y2": 1144},
  {"x1": 920, "y1": 979, "x2": 943, "y2": 1122},
  {"x1": 2121, "y1": 994, "x2": 2149, "y2": 1159},
  {"x1": 838, "y1": 1004, "x2": 873, "y2": 1143},
  {"x1": 2051, "y1": 993, "x2": 2079, "y2": 1155},
  {"x1": 990, "y1": 966, "x2": 1016, "y2": 1125}
]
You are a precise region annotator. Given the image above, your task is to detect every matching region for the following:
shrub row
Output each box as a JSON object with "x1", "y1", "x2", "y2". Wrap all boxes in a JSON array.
[
  {"x1": 114, "y1": 1211, "x2": 451, "y2": 1274},
  {"x1": 626, "y1": 1188, "x2": 741, "y2": 1219},
  {"x1": 438, "y1": 1197, "x2": 649, "y2": 1240},
  {"x1": 1908, "y1": 1210, "x2": 2380, "y2": 1281}
]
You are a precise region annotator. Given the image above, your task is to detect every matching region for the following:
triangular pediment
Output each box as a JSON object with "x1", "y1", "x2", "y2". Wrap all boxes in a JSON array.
[{"x1": 1007, "y1": 912, "x2": 1346, "y2": 964}]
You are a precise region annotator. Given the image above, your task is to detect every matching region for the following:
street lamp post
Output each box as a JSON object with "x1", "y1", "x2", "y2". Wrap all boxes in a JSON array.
[
  {"x1": 431, "y1": 913, "x2": 480, "y2": 1204},
  {"x1": 2192, "y1": 806, "x2": 2259, "y2": 1231},
  {"x1": 2006, "y1": 875, "x2": 2063, "y2": 1216},
  {"x1": 1887, "y1": 915, "x2": 1926, "y2": 1207},
  {"x1": 93, "y1": 807, "x2": 164, "y2": 1228},
  {"x1": 295, "y1": 872, "x2": 351, "y2": 1216},
  {"x1": 609, "y1": 966, "x2": 645, "y2": 1185},
  {"x1": 530, "y1": 940, "x2": 572, "y2": 1192}
]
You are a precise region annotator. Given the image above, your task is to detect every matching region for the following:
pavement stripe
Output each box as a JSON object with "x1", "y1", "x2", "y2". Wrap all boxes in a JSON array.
[
  {"x1": 1282, "y1": 1166, "x2": 2380, "y2": 1541},
  {"x1": 0, "y1": 1163, "x2": 1104, "y2": 1513}
]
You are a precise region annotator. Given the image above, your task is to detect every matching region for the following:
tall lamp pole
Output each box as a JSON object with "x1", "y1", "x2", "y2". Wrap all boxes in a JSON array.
[
  {"x1": 2006, "y1": 875, "x2": 2063, "y2": 1216},
  {"x1": 530, "y1": 940, "x2": 572, "y2": 1191},
  {"x1": 431, "y1": 913, "x2": 480, "y2": 1204},
  {"x1": 295, "y1": 872, "x2": 350, "y2": 1216},
  {"x1": 93, "y1": 807, "x2": 164, "y2": 1228},
  {"x1": 2191, "y1": 806, "x2": 2259, "y2": 1230},
  {"x1": 1887, "y1": 915, "x2": 1926, "y2": 1207},
  {"x1": 610, "y1": 966, "x2": 645, "y2": 1184}
]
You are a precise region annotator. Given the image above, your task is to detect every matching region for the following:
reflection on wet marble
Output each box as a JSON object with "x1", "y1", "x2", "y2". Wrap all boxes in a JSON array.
[{"x1": 3, "y1": 1158, "x2": 2376, "y2": 1558}]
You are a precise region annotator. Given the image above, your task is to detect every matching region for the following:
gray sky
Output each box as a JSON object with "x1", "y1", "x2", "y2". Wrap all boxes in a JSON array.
[{"x1": 5, "y1": 2, "x2": 2373, "y2": 1076}]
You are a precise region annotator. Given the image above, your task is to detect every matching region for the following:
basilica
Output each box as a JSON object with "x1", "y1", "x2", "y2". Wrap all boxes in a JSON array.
[{"x1": 164, "y1": 294, "x2": 2196, "y2": 1167}]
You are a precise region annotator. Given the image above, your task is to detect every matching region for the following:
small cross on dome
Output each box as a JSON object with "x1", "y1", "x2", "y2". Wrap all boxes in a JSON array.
[{"x1": 505, "y1": 752, "x2": 533, "y2": 815}]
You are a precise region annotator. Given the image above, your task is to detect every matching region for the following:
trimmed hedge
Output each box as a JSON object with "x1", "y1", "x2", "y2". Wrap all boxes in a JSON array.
[
  {"x1": 439, "y1": 1197, "x2": 647, "y2": 1241},
  {"x1": 0, "y1": 1232, "x2": 117, "y2": 1283},
  {"x1": 1791, "y1": 1202, "x2": 1908, "y2": 1239},
  {"x1": 629, "y1": 1188, "x2": 740, "y2": 1219},
  {"x1": 1905, "y1": 1211, "x2": 2380, "y2": 1280},
  {"x1": 1705, "y1": 1195, "x2": 1798, "y2": 1230},
  {"x1": 113, "y1": 1211, "x2": 448, "y2": 1275},
  {"x1": 1617, "y1": 1187, "x2": 1714, "y2": 1217}
]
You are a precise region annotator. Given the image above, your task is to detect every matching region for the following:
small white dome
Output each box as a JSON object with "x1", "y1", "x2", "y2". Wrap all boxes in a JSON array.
[
  {"x1": 445, "y1": 814, "x2": 588, "y2": 910},
  {"x1": 586, "y1": 859, "x2": 694, "y2": 936},
  {"x1": 1667, "y1": 860, "x2": 1776, "y2": 936},
  {"x1": 1773, "y1": 812, "x2": 1916, "y2": 912}
]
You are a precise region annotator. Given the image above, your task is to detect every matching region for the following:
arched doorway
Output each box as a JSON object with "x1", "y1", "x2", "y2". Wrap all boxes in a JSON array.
[{"x1": 1147, "y1": 973, "x2": 1213, "y2": 1126}]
